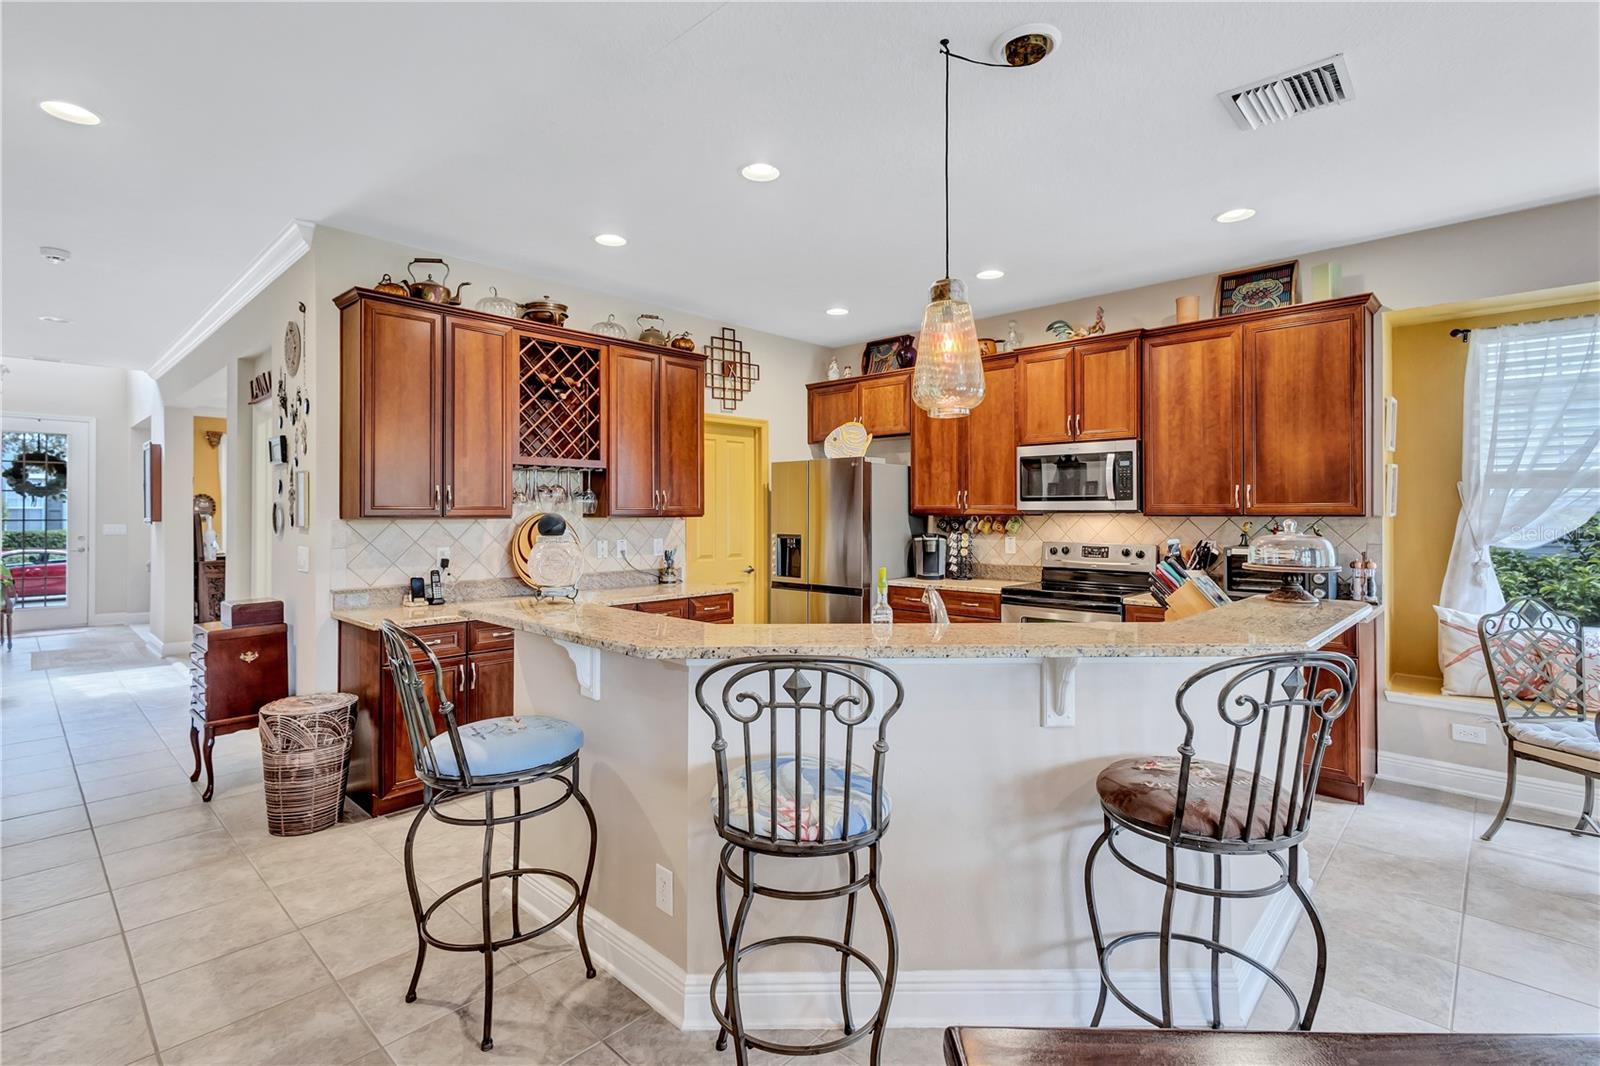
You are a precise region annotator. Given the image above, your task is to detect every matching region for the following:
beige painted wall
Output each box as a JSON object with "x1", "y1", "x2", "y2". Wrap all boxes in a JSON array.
[{"x1": 192, "y1": 415, "x2": 226, "y2": 543}]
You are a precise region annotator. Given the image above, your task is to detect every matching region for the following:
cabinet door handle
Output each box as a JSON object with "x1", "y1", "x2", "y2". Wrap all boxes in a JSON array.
[
  {"x1": 458, "y1": 663, "x2": 466, "y2": 691},
  {"x1": 1246, "y1": 484, "x2": 1254, "y2": 509},
  {"x1": 470, "y1": 661, "x2": 478, "y2": 689},
  {"x1": 489, "y1": 631, "x2": 512, "y2": 639},
  {"x1": 1234, "y1": 484, "x2": 1241, "y2": 509},
  {"x1": 446, "y1": 484, "x2": 454, "y2": 511},
  {"x1": 424, "y1": 637, "x2": 444, "y2": 646},
  {"x1": 433, "y1": 484, "x2": 441, "y2": 509},
  {"x1": 238, "y1": 649, "x2": 259, "y2": 663}
]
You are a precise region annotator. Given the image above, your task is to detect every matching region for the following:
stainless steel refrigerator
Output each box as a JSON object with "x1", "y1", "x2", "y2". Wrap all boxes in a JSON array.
[{"x1": 768, "y1": 458, "x2": 911, "y2": 624}]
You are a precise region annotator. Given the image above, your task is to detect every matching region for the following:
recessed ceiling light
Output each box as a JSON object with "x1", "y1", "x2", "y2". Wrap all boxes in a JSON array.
[
  {"x1": 975, "y1": 268, "x2": 1005, "y2": 280},
  {"x1": 38, "y1": 315, "x2": 70, "y2": 324},
  {"x1": 40, "y1": 100, "x2": 100, "y2": 126},
  {"x1": 593, "y1": 233, "x2": 627, "y2": 247},
  {"x1": 1214, "y1": 207, "x2": 1256, "y2": 224},
  {"x1": 825, "y1": 307, "x2": 850, "y2": 316},
  {"x1": 740, "y1": 162, "x2": 780, "y2": 183}
]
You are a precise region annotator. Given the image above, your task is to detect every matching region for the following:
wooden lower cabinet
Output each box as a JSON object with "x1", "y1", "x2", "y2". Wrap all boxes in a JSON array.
[
  {"x1": 887, "y1": 584, "x2": 1000, "y2": 622},
  {"x1": 620, "y1": 592, "x2": 734, "y2": 622},
  {"x1": 1122, "y1": 602, "x2": 1169, "y2": 623},
  {"x1": 1305, "y1": 618, "x2": 1379, "y2": 803},
  {"x1": 340, "y1": 620, "x2": 516, "y2": 816}
]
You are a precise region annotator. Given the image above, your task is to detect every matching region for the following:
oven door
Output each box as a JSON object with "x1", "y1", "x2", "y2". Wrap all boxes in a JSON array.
[
  {"x1": 1001, "y1": 601, "x2": 1119, "y2": 624},
  {"x1": 1016, "y1": 441, "x2": 1138, "y2": 512}
]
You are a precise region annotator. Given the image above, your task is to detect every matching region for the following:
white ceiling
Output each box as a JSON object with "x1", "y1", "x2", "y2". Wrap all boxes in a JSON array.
[{"x1": 5, "y1": 2, "x2": 1597, "y2": 371}]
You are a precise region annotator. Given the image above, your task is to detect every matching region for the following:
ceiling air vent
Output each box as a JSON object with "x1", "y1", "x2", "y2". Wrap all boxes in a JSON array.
[{"x1": 1221, "y1": 54, "x2": 1352, "y2": 131}]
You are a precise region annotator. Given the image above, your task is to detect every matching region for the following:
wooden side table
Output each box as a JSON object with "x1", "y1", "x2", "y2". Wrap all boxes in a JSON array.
[{"x1": 190, "y1": 620, "x2": 288, "y2": 800}]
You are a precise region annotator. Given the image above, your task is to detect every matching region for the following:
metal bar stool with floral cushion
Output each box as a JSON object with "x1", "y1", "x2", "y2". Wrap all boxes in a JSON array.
[
  {"x1": 379, "y1": 621, "x2": 597, "y2": 1052},
  {"x1": 1478, "y1": 598, "x2": 1598, "y2": 841},
  {"x1": 1085, "y1": 650, "x2": 1356, "y2": 1031},
  {"x1": 697, "y1": 656, "x2": 903, "y2": 1066}
]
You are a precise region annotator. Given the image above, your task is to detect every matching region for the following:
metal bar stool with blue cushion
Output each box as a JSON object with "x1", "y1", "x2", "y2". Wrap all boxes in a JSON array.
[
  {"x1": 1084, "y1": 650, "x2": 1355, "y2": 1031},
  {"x1": 379, "y1": 621, "x2": 597, "y2": 1052},
  {"x1": 697, "y1": 656, "x2": 903, "y2": 1066},
  {"x1": 1477, "y1": 598, "x2": 1598, "y2": 841}
]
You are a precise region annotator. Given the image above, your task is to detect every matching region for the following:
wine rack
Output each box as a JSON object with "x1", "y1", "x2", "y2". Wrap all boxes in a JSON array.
[{"x1": 516, "y1": 331, "x2": 603, "y2": 467}]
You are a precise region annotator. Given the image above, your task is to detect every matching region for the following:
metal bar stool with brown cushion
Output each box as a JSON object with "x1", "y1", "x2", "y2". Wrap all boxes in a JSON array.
[
  {"x1": 1477, "y1": 597, "x2": 1598, "y2": 841},
  {"x1": 380, "y1": 621, "x2": 598, "y2": 1052},
  {"x1": 1084, "y1": 650, "x2": 1356, "y2": 1031},
  {"x1": 697, "y1": 656, "x2": 903, "y2": 1066}
]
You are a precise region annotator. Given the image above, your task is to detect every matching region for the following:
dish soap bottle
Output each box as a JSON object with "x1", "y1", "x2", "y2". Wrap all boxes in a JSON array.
[{"x1": 870, "y1": 566, "x2": 894, "y2": 636}]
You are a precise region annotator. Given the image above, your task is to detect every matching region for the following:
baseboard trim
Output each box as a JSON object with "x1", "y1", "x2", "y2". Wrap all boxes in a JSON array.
[
  {"x1": 1379, "y1": 749, "x2": 1586, "y2": 814},
  {"x1": 512, "y1": 872, "x2": 1306, "y2": 1030}
]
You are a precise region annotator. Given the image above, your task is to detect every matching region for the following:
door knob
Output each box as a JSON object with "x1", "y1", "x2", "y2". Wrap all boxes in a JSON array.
[{"x1": 743, "y1": 565, "x2": 755, "y2": 574}]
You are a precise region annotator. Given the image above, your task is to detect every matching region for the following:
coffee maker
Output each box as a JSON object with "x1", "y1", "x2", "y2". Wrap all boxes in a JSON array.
[{"x1": 911, "y1": 534, "x2": 948, "y2": 579}]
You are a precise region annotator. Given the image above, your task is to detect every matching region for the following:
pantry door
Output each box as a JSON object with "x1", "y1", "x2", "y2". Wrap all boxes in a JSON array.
[
  {"x1": 2, "y1": 416, "x2": 91, "y2": 630},
  {"x1": 685, "y1": 416, "x2": 768, "y2": 623}
]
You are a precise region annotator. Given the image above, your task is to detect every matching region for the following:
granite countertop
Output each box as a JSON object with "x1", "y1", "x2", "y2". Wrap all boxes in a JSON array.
[
  {"x1": 331, "y1": 583, "x2": 739, "y2": 632},
  {"x1": 1123, "y1": 591, "x2": 1163, "y2": 609},
  {"x1": 888, "y1": 577, "x2": 1024, "y2": 594},
  {"x1": 457, "y1": 595, "x2": 1375, "y2": 662}
]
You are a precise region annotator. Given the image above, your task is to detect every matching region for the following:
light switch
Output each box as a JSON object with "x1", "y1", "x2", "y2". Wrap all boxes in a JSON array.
[
  {"x1": 652, "y1": 537, "x2": 664, "y2": 556},
  {"x1": 1004, "y1": 535, "x2": 1017, "y2": 555},
  {"x1": 296, "y1": 545, "x2": 310, "y2": 573}
]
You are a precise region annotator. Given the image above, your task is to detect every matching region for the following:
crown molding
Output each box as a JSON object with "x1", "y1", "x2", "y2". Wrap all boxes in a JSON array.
[{"x1": 148, "y1": 219, "x2": 314, "y2": 380}]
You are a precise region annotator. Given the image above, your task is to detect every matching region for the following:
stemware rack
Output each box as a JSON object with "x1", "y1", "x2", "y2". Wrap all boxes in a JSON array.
[{"x1": 513, "y1": 466, "x2": 600, "y2": 517}]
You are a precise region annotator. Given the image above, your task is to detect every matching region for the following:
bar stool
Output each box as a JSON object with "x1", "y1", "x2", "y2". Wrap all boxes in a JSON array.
[
  {"x1": 1084, "y1": 650, "x2": 1355, "y2": 1031},
  {"x1": 379, "y1": 621, "x2": 598, "y2": 1052},
  {"x1": 697, "y1": 656, "x2": 903, "y2": 1066}
]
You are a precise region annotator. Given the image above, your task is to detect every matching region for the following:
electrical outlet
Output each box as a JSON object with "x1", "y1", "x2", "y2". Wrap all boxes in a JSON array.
[
  {"x1": 654, "y1": 864, "x2": 673, "y2": 916},
  {"x1": 296, "y1": 545, "x2": 310, "y2": 573},
  {"x1": 1451, "y1": 722, "x2": 1488, "y2": 745},
  {"x1": 616, "y1": 539, "x2": 629, "y2": 558},
  {"x1": 1004, "y1": 535, "x2": 1017, "y2": 556},
  {"x1": 653, "y1": 537, "x2": 664, "y2": 557},
  {"x1": 595, "y1": 540, "x2": 609, "y2": 560}
]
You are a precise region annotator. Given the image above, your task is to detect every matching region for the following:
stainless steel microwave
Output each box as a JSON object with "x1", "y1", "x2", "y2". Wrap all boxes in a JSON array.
[{"x1": 1016, "y1": 440, "x2": 1139, "y2": 512}]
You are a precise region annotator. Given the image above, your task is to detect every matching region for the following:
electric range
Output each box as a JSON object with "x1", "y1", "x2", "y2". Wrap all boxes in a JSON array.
[{"x1": 1000, "y1": 541, "x2": 1160, "y2": 623}]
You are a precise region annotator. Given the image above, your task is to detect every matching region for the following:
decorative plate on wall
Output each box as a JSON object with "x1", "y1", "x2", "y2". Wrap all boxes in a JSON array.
[
  {"x1": 193, "y1": 493, "x2": 216, "y2": 516},
  {"x1": 284, "y1": 320, "x2": 303, "y2": 377}
]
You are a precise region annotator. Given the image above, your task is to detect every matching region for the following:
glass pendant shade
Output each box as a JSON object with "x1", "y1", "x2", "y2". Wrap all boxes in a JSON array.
[{"x1": 912, "y1": 277, "x2": 985, "y2": 417}]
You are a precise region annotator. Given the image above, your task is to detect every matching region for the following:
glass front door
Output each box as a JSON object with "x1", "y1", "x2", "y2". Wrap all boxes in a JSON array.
[{"x1": 2, "y1": 418, "x2": 90, "y2": 630}]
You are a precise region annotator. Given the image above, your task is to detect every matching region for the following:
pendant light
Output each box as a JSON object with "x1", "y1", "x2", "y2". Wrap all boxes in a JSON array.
[{"x1": 913, "y1": 34, "x2": 1054, "y2": 419}]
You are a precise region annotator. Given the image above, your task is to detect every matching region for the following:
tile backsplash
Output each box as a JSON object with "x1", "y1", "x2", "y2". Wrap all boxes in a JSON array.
[
  {"x1": 965, "y1": 513, "x2": 1383, "y2": 573},
  {"x1": 331, "y1": 507, "x2": 684, "y2": 593}
]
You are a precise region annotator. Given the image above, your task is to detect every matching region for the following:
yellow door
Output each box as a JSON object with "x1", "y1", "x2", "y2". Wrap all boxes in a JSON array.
[{"x1": 686, "y1": 417, "x2": 767, "y2": 622}]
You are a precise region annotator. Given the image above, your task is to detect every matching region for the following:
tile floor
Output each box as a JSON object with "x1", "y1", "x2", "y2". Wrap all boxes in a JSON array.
[{"x1": 1, "y1": 625, "x2": 1596, "y2": 1065}]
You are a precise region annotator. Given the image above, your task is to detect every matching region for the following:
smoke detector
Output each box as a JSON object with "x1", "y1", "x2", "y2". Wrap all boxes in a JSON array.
[
  {"x1": 1221, "y1": 54, "x2": 1352, "y2": 130},
  {"x1": 40, "y1": 246, "x2": 71, "y2": 264},
  {"x1": 991, "y1": 23, "x2": 1058, "y2": 67}
]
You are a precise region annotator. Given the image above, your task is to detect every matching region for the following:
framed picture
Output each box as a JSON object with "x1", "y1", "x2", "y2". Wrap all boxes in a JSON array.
[
  {"x1": 267, "y1": 434, "x2": 289, "y2": 464},
  {"x1": 142, "y1": 443, "x2": 162, "y2": 524},
  {"x1": 1215, "y1": 259, "x2": 1300, "y2": 316},
  {"x1": 861, "y1": 335, "x2": 916, "y2": 375}
]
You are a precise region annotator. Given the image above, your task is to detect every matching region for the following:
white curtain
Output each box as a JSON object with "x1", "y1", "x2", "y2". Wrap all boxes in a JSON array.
[{"x1": 1440, "y1": 314, "x2": 1600, "y2": 615}]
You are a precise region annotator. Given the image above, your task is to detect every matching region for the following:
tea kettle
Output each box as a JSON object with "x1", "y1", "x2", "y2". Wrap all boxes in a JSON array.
[
  {"x1": 636, "y1": 314, "x2": 668, "y2": 346},
  {"x1": 406, "y1": 258, "x2": 471, "y2": 305},
  {"x1": 373, "y1": 273, "x2": 410, "y2": 298},
  {"x1": 668, "y1": 331, "x2": 697, "y2": 352}
]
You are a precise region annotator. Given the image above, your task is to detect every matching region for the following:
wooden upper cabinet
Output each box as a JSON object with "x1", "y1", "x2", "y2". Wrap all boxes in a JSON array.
[
  {"x1": 343, "y1": 299, "x2": 443, "y2": 518},
  {"x1": 911, "y1": 356, "x2": 1017, "y2": 514},
  {"x1": 1142, "y1": 324, "x2": 1245, "y2": 516},
  {"x1": 859, "y1": 372, "x2": 911, "y2": 437},
  {"x1": 1074, "y1": 336, "x2": 1140, "y2": 441},
  {"x1": 910, "y1": 403, "x2": 964, "y2": 514},
  {"x1": 657, "y1": 353, "x2": 705, "y2": 516},
  {"x1": 807, "y1": 381, "x2": 858, "y2": 443},
  {"x1": 442, "y1": 316, "x2": 515, "y2": 517},
  {"x1": 1017, "y1": 346, "x2": 1073, "y2": 444},
  {"x1": 806, "y1": 370, "x2": 912, "y2": 443},
  {"x1": 1244, "y1": 306, "x2": 1366, "y2": 515},
  {"x1": 606, "y1": 347, "x2": 660, "y2": 516},
  {"x1": 963, "y1": 356, "x2": 1018, "y2": 512}
]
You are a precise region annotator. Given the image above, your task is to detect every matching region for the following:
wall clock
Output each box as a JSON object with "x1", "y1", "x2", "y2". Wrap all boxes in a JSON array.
[{"x1": 284, "y1": 320, "x2": 303, "y2": 378}]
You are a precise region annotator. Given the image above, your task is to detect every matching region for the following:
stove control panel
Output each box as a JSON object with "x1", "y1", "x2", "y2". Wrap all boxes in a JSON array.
[{"x1": 1043, "y1": 541, "x2": 1160, "y2": 572}]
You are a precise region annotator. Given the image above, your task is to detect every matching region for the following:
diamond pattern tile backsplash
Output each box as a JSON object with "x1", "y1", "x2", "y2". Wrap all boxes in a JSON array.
[
  {"x1": 967, "y1": 513, "x2": 1384, "y2": 573},
  {"x1": 332, "y1": 507, "x2": 684, "y2": 592}
]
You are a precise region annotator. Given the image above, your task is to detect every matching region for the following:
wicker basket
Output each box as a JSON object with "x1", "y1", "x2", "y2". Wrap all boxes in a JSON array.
[{"x1": 259, "y1": 693, "x2": 356, "y2": 837}]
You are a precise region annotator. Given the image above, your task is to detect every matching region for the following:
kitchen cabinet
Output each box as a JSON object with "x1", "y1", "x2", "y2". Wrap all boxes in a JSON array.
[
  {"x1": 910, "y1": 356, "x2": 1018, "y2": 514},
  {"x1": 339, "y1": 620, "x2": 517, "y2": 815},
  {"x1": 805, "y1": 369, "x2": 912, "y2": 443},
  {"x1": 1141, "y1": 295, "x2": 1376, "y2": 516},
  {"x1": 618, "y1": 592, "x2": 734, "y2": 623},
  {"x1": 887, "y1": 583, "x2": 1000, "y2": 622},
  {"x1": 607, "y1": 347, "x2": 705, "y2": 517},
  {"x1": 337, "y1": 292, "x2": 515, "y2": 519},
  {"x1": 1303, "y1": 618, "x2": 1379, "y2": 803},
  {"x1": 1016, "y1": 334, "x2": 1140, "y2": 445}
]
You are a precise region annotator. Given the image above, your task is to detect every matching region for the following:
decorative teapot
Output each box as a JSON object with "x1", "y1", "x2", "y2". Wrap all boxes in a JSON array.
[
  {"x1": 636, "y1": 314, "x2": 668, "y2": 346},
  {"x1": 406, "y1": 258, "x2": 471, "y2": 305},
  {"x1": 668, "y1": 331, "x2": 697, "y2": 352},
  {"x1": 373, "y1": 273, "x2": 410, "y2": 298}
]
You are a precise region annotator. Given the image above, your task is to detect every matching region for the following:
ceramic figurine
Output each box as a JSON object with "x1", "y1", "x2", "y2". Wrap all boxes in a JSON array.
[
  {"x1": 826, "y1": 355, "x2": 841, "y2": 380},
  {"x1": 1046, "y1": 319, "x2": 1073, "y2": 339},
  {"x1": 1087, "y1": 306, "x2": 1106, "y2": 335}
]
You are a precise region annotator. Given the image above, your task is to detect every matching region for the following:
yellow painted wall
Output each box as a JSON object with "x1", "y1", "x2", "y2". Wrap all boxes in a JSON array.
[
  {"x1": 1388, "y1": 298, "x2": 1600, "y2": 682},
  {"x1": 192, "y1": 416, "x2": 226, "y2": 542}
]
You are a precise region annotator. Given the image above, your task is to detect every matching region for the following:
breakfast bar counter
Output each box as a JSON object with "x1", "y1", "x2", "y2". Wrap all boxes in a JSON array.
[{"x1": 450, "y1": 594, "x2": 1370, "y2": 1033}]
